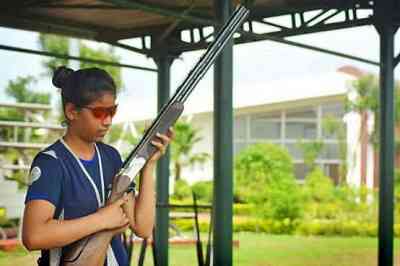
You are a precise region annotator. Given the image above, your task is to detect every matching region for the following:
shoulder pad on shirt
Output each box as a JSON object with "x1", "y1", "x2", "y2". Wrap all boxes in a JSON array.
[
  {"x1": 41, "y1": 150, "x2": 58, "y2": 159},
  {"x1": 28, "y1": 166, "x2": 42, "y2": 185}
]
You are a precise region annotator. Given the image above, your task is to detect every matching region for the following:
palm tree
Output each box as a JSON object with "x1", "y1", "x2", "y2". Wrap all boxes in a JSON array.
[
  {"x1": 347, "y1": 74, "x2": 379, "y2": 187},
  {"x1": 322, "y1": 116, "x2": 347, "y2": 185},
  {"x1": 171, "y1": 120, "x2": 210, "y2": 181},
  {"x1": 372, "y1": 81, "x2": 400, "y2": 187}
]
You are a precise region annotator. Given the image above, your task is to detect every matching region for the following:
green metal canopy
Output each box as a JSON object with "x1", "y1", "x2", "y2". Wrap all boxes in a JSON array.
[
  {"x1": 0, "y1": 0, "x2": 374, "y2": 55},
  {"x1": 0, "y1": 1, "x2": 398, "y2": 266}
]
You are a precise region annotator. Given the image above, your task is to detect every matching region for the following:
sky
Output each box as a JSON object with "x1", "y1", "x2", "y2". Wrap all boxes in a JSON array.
[{"x1": 0, "y1": 22, "x2": 399, "y2": 123}]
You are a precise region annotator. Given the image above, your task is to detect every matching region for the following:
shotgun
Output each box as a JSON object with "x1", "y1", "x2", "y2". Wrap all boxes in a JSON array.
[{"x1": 61, "y1": 5, "x2": 249, "y2": 266}]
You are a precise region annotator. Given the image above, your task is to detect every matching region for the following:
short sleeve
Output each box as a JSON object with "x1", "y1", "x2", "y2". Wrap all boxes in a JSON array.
[{"x1": 24, "y1": 152, "x2": 63, "y2": 208}]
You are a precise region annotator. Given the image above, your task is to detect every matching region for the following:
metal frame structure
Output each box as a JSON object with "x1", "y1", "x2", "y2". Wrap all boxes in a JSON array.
[
  {"x1": 0, "y1": 102, "x2": 63, "y2": 178},
  {"x1": 375, "y1": 1, "x2": 398, "y2": 265},
  {"x1": 0, "y1": 0, "x2": 398, "y2": 265}
]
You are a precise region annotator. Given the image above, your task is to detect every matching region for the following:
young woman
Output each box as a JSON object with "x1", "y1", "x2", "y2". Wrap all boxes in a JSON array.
[{"x1": 22, "y1": 66, "x2": 173, "y2": 266}]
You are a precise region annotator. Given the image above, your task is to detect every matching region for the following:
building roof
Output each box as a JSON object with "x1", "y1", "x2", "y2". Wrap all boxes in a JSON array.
[
  {"x1": 0, "y1": 1, "x2": 370, "y2": 43},
  {"x1": 0, "y1": 0, "x2": 372, "y2": 56}
]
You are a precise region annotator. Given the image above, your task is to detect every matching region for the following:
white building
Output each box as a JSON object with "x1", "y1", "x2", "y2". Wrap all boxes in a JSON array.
[
  {"x1": 0, "y1": 176, "x2": 25, "y2": 219},
  {"x1": 0, "y1": 66, "x2": 375, "y2": 220},
  {"x1": 115, "y1": 66, "x2": 375, "y2": 188}
]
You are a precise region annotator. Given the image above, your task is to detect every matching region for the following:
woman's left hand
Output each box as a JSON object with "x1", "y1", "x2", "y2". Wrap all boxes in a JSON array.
[{"x1": 147, "y1": 127, "x2": 175, "y2": 164}]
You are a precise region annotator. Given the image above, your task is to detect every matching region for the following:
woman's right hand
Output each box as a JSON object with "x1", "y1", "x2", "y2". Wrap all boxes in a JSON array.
[{"x1": 96, "y1": 195, "x2": 130, "y2": 231}]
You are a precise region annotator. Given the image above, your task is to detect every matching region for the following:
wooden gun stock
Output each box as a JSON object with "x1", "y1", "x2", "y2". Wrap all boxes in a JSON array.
[{"x1": 61, "y1": 174, "x2": 131, "y2": 266}]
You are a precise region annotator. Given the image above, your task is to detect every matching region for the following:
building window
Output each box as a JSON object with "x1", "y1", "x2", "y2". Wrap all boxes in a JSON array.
[
  {"x1": 294, "y1": 163, "x2": 309, "y2": 181},
  {"x1": 250, "y1": 113, "x2": 281, "y2": 139},
  {"x1": 322, "y1": 102, "x2": 344, "y2": 118},
  {"x1": 322, "y1": 120, "x2": 346, "y2": 140},
  {"x1": 284, "y1": 143, "x2": 303, "y2": 160},
  {"x1": 322, "y1": 123, "x2": 346, "y2": 139},
  {"x1": 319, "y1": 143, "x2": 340, "y2": 160},
  {"x1": 234, "y1": 116, "x2": 247, "y2": 139},
  {"x1": 321, "y1": 102, "x2": 346, "y2": 140},
  {"x1": 323, "y1": 163, "x2": 340, "y2": 185},
  {"x1": 285, "y1": 122, "x2": 317, "y2": 139}
]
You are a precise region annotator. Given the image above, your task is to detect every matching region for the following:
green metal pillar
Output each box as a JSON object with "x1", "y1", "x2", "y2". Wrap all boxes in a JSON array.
[
  {"x1": 213, "y1": 0, "x2": 233, "y2": 265},
  {"x1": 375, "y1": 1, "x2": 398, "y2": 265},
  {"x1": 153, "y1": 54, "x2": 174, "y2": 266}
]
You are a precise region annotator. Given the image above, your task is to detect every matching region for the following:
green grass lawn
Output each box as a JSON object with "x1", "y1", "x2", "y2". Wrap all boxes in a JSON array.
[{"x1": 1, "y1": 233, "x2": 400, "y2": 266}]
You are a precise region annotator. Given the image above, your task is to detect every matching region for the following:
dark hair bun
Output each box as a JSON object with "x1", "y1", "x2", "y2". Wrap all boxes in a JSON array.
[{"x1": 52, "y1": 66, "x2": 74, "y2": 89}]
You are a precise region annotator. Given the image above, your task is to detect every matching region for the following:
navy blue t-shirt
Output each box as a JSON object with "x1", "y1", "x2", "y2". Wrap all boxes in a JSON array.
[
  {"x1": 25, "y1": 139, "x2": 128, "y2": 266},
  {"x1": 79, "y1": 150, "x2": 104, "y2": 203}
]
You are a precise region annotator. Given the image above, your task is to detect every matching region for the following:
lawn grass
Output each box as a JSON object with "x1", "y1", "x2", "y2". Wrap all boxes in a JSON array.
[
  {"x1": 131, "y1": 233, "x2": 400, "y2": 266},
  {"x1": 1, "y1": 233, "x2": 400, "y2": 266},
  {"x1": 231, "y1": 233, "x2": 384, "y2": 266},
  {"x1": 0, "y1": 246, "x2": 38, "y2": 266}
]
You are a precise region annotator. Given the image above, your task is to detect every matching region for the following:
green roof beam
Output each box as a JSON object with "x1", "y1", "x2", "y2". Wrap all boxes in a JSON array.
[
  {"x1": 101, "y1": 0, "x2": 215, "y2": 26},
  {"x1": 0, "y1": 44, "x2": 157, "y2": 72}
]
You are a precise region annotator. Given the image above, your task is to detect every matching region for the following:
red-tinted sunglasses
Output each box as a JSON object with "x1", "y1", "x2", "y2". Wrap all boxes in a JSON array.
[{"x1": 81, "y1": 104, "x2": 118, "y2": 120}]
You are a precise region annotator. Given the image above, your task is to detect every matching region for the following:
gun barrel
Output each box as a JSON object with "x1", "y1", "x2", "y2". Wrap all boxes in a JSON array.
[{"x1": 122, "y1": 5, "x2": 249, "y2": 170}]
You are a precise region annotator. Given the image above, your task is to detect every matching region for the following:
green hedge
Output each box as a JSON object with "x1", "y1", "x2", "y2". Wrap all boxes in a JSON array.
[
  {"x1": 174, "y1": 218, "x2": 296, "y2": 234},
  {"x1": 296, "y1": 220, "x2": 378, "y2": 237},
  {"x1": 167, "y1": 201, "x2": 254, "y2": 216},
  {"x1": 173, "y1": 217, "x2": 400, "y2": 238},
  {"x1": 233, "y1": 204, "x2": 255, "y2": 216}
]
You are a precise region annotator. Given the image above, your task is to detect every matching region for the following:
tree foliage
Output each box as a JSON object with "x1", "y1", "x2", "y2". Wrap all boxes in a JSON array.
[
  {"x1": 234, "y1": 143, "x2": 302, "y2": 220},
  {"x1": 322, "y1": 116, "x2": 347, "y2": 183},
  {"x1": 38, "y1": 33, "x2": 122, "y2": 89},
  {"x1": 170, "y1": 120, "x2": 210, "y2": 181},
  {"x1": 296, "y1": 140, "x2": 324, "y2": 170},
  {"x1": 346, "y1": 74, "x2": 379, "y2": 114},
  {"x1": 0, "y1": 76, "x2": 51, "y2": 140},
  {"x1": 235, "y1": 143, "x2": 294, "y2": 189},
  {"x1": 38, "y1": 34, "x2": 69, "y2": 75}
]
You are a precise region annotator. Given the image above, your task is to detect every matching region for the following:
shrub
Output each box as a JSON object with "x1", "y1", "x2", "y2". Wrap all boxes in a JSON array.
[
  {"x1": 171, "y1": 179, "x2": 191, "y2": 201},
  {"x1": 295, "y1": 219, "x2": 378, "y2": 237},
  {"x1": 340, "y1": 220, "x2": 361, "y2": 236},
  {"x1": 333, "y1": 185, "x2": 358, "y2": 211},
  {"x1": 234, "y1": 143, "x2": 303, "y2": 220},
  {"x1": 191, "y1": 181, "x2": 213, "y2": 203},
  {"x1": 0, "y1": 207, "x2": 7, "y2": 225},
  {"x1": 305, "y1": 202, "x2": 340, "y2": 220},
  {"x1": 173, "y1": 216, "x2": 385, "y2": 238},
  {"x1": 394, "y1": 168, "x2": 400, "y2": 220},
  {"x1": 260, "y1": 177, "x2": 303, "y2": 220},
  {"x1": 303, "y1": 168, "x2": 335, "y2": 203},
  {"x1": 233, "y1": 218, "x2": 259, "y2": 232},
  {"x1": 233, "y1": 217, "x2": 297, "y2": 234},
  {"x1": 174, "y1": 219, "x2": 210, "y2": 232},
  {"x1": 234, "y1": 143, "x2": 295, "y2": 203},
  {"x1": 332, "y1": 185, "x2": 378, "y2": 223},
  {"x1": 233, "y1": 204, "x2": 255, "y2": 216}
]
